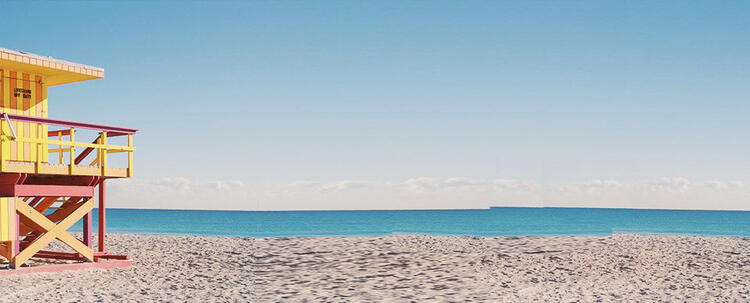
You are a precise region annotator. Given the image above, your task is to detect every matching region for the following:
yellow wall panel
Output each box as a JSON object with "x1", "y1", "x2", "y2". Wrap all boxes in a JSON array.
[
  {"x1": 0, "y1": 69, "x2": 47, "y2": 163},
  {"x1": 0, "y1": 198, "x2": 7, "y2": 241},
  {"x1": 14, "y1": 72, "x2": 23, "y2": 160},
  {"x1": 27, "y1": 73, "x2": 36, "y2": 162},
  {"x1": 7, "y1": 198, "x2": 14, "y2": 243},
  {"x1": 1, "y1": 69, "x2": 11, "y2": 163}
]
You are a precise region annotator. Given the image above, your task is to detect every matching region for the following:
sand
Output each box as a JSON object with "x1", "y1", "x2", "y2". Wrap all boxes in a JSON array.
[{"x1": 0, "y1": 234, "x2": 749, "y2": 302}]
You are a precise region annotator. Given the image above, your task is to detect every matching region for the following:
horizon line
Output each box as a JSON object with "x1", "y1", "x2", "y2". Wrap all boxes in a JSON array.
[{"x1": 97, "y1": 205, "x2": 750, "y2": 213}]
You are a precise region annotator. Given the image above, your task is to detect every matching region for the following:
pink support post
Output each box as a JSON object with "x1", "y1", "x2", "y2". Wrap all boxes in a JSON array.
[
  {"x1": 12, "y1": 213, "x2": 19, "y2": 269},
  {"x1": 98, "y1": 179, "x2": 106, "y2": 253},
  {"x1": 14, "y1": 213, "x2": 19, "y2": 253},
  {"x1": 83, "y1": 212, "x2": 92, "y2": 249}
]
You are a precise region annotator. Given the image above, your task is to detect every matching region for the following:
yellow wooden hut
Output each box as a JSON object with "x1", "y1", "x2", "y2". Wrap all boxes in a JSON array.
[{"x1": 0, "y1": 47, "x2": 136, "y2": 272}]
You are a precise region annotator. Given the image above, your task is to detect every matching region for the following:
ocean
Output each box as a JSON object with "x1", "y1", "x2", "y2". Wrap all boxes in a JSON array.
[{"x1": 69, "y1": 207, "x2": 750, "y2": 238}]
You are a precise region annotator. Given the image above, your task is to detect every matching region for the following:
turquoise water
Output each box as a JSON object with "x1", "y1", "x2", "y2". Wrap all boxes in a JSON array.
[{"x1": 69, "y1": 207, "x2": 750, "y2": 238}]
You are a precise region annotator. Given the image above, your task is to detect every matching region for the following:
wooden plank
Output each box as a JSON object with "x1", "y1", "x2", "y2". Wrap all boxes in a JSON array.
[
  {"x1": 58, "y1": 199, "x2": 95, "y2": 261},
  {"x1": 127, "y1": 134, "x2": 133, "y2": 177},
  {"x1": 18, "y1": 197, "x2": 63, "y2": 236},
  {"x1": 0, "y1": 69, "x2": 5, "y2": 172},
  {"x1": 24, "y1": 73, "x2": 33, "y2": 163},
  {"x1": 7, "y1": 198, "x2": 14, "y2": 246},
  {"x1": 56, "y1": 227, "x2": 95, "y2": 262},
  {"x1": 69, "y1": 127, "x2": 75, "y2": 174},
  {"x1": 14, "y1": 137, "x2": 134, "y2": 151},
  {"x1": 34, "y1": 75, "x2": 41, "y2": 164},
  {"x1": 22, "y1": 73, "x2": 30, "y2": 162},
  {"x1": 0, "y1": 69, "x2": 4, "y2": 113},
  {"x1": 98, "y1": 180, "x2": 105, "y2": 252},
  {"x1": 35, "y1": 123, "x2": 41, "y2": 173},
  {"x1": 0, "y1": 184, "x2": 94, "y2": 197},
  {"x1": 0, "y1": 242, "x2": 10, "y2": 260},
  {"x1": 31, "y1": 199, "x2": 81, "y2": 227},
  {"x1": 107, "y1": 168, "x2": 127, "y2": 178},
  {"x1": 41, "y1": 77, "x2": 48, "y2": 163},
  {"x1": 0, "y1": 259, "x2": 131, "y2": 275},
  {"x1": 15, "y1": 199, "x2": 54, "y2": 231},
  {"x1": 0, "y1": 198, "x2": 7, "y2": 241},
  {"x1": 3, "y1": 161, "x2": 129, "y2": 177},
  {"x1": 101, "y1": 131, "x2": 107, "y2": 176},
  {"x1": 48, "y1": 147, "x2": 72, "y2": 153},
  {"x1": 13, "y1": 198, "x2": 94, "y2": 267},
  {"x1": 39, "y1": 164, "x2": 68, "y2": 175},
  {"x1": 3, "y1": 113, "x2": 136, "y2": 134},
  {"x1": 34, "y1": 196, "x2": 58, "y2": 213},
  {"x1": 9, "y1": 71, "x2": 17, "y2": 161},
  {"x1": 76, "y1": 166, "x2": 100, "y2": 176},
  {"x1": 83, "y1": 212, "x2": 92, "y2": 248},
  {"x1": 48, "y1": 129, "x2": 71, "y2": 136},
  {"x1": 3, "y1": 162, "x2": 32, "y2": 173}
]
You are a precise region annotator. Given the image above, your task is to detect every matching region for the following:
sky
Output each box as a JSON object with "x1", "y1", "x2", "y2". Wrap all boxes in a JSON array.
[{"x1": 2, "y1": 1, "x2": 749, "y2": 210}]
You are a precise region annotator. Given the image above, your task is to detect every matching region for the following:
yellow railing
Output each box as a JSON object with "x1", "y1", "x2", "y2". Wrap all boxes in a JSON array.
[{"x1": 0, "y1": 114, "x2": 137, "y2": 177}]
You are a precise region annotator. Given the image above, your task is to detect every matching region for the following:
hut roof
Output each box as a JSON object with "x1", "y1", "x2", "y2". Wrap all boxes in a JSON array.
[{"x1": 0, "y1": 47, "x2": 104, "y2": 86}]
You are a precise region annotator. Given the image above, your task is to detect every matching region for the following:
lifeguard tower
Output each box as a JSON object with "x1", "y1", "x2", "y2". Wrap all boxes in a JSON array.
[{"x1": 0, "y1": 48, "x2": 136, "y2": 272}]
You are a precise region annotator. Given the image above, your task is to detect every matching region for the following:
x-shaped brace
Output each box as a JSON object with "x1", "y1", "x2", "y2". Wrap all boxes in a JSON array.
[{"x1": 13, "y1": 198, "x2": 94, "y2": 267}]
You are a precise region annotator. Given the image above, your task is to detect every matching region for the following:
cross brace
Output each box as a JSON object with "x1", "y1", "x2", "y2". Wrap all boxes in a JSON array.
[{"x1": 12, "y1": 198, "x2": 94, "y2": 268}]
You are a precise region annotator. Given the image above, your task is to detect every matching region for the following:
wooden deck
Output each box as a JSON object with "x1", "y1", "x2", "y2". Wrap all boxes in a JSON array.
[
  {"x1": 0, "y1": 113, "x2": 136, "y2": 179},
  {"x1": 1, "y1": 161, "x2": 128, "y2": 178}
]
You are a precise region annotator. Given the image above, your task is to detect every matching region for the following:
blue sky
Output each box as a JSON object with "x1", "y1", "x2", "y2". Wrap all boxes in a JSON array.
[{"x1": 3, "y1": 1, "x2": 750, "y2": 210}]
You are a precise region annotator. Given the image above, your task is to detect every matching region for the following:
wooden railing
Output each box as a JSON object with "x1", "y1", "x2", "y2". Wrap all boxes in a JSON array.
[{"x1": 0, "y1": 113, "x2": 137, "y2": 177}]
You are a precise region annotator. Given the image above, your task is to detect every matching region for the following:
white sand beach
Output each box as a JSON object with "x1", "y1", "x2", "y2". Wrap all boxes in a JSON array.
[{"x1": 1, "y1": 233, "x2": 749, "y2": 302}]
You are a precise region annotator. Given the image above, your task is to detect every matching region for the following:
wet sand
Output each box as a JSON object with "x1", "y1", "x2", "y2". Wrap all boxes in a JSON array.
[{"x1": 1, "y1": 233, "x2": 749, "y2": 302}]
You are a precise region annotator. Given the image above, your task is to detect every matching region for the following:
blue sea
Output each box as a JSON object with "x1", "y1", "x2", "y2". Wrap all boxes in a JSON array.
[{"x1": 69, "y1": 207, "x2": 750, "y2": 238}]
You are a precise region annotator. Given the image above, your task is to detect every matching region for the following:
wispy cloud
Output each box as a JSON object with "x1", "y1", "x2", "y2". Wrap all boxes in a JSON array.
[
  {"x1": 208, "y1": 180, "x2": 246, "y2": 192},
  {"x1": 641, "y1": 177, "x2": 691, "y2": 193},
  {"x1": 287, "y1": 180, "x2": 373, "y2": 192},
  {"x1": 557, "y1": 179, "x2": 622, "y2": 194},
  {"x1": 119, "y1": 178, "x2": 246, "y2": 194},
  {"x1": 108, "y1": 176, "x2": 749, "y2": 211},
  {"x1": 108, "y1": 177, "x2": 253, "y2": 210},
  {"x1": 318, "y1": 180, "x2": 371, "y2": 192}
]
